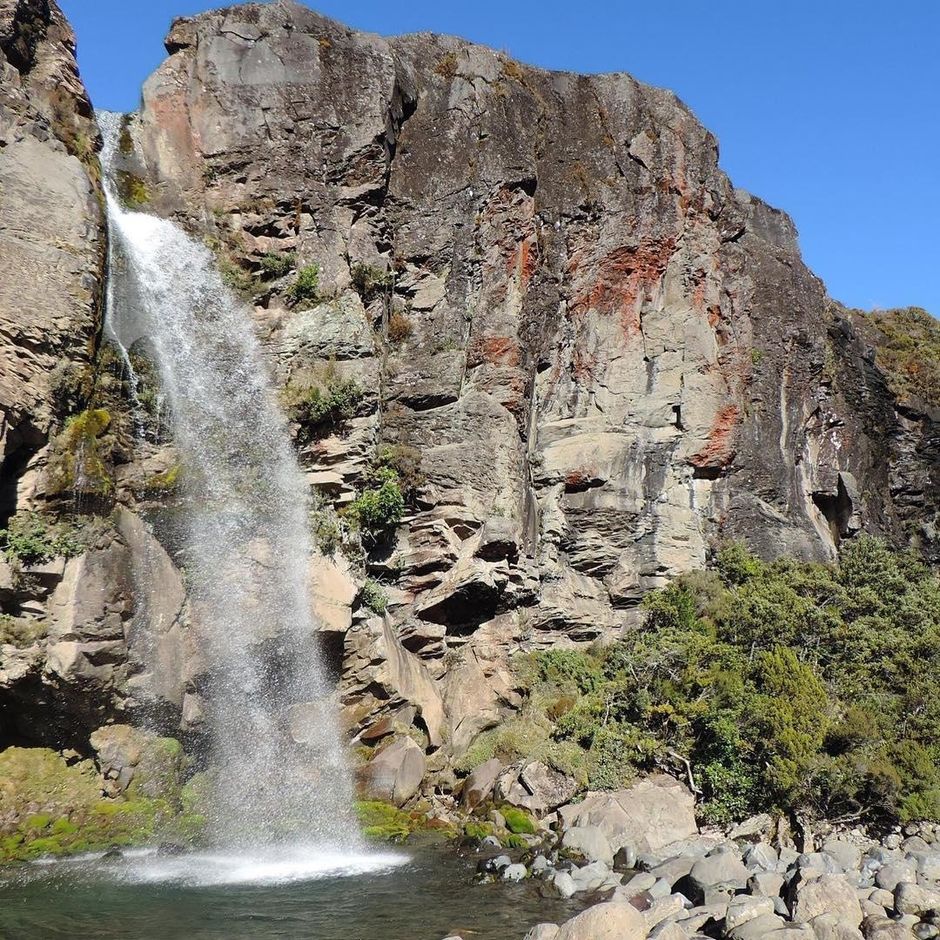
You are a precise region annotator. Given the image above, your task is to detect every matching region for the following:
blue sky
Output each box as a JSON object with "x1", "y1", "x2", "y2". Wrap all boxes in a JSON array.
[{"x1": 60, "y1": 0, "x2": 940, "y2": 315}]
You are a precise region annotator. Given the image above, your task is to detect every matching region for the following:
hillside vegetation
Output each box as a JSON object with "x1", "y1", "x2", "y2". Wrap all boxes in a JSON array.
[{"x1": 471, "y1": 537, "x2": 940, "y2": 827}]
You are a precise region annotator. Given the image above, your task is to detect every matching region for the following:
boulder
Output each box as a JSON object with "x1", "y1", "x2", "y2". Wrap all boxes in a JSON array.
[
  {"x1": 558, "y1": 775, "x2": 697, "y2": 854},
  {"x1": 686, "y1": 848, "x2": 749, "y2": 903},
  {"x1": 523, "y1": 927, "x2": 560, "y2": 940},
  {"x1": 725, "y1": 894, "x2": 775, "y2": 931},
  {"x1": 861, "y1": 915, "x2": 916, "y2": 940},
  {"x1": 518, "y1": 761, "x2": 578, "y2": 813},
  {"x1": 358, "y1": 736, "x2": 426, "y2": 805},
  {"x1": 643, "y1": 893, "x2": 685, "y2": 930},
  {"x1": 895, "y1": 881, "x2": 940, "y2": 917},
  {"x1": 789, "y1": 873, "x2": 863, "y2": 927},
  {"x1": 562, "y1": 825, "x2": 615, "y2": 866},
  {"x1": 555, "y1": 901, "x2": 648, "y2": 940},
  {"x1": 569, "y1": 860, "x2": 615, "y2": 893},
  {"x1": 461, "y1": 758, "x2": 502, "y2": 809},
  {"x1": 810, "y1": 912, "x2": 865, "y2": 940},
  {"x1": 875, "y1": 861, "x2": 917, "y2": 892}
]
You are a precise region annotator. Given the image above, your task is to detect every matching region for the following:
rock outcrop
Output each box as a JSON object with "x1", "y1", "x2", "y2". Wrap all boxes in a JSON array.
[{"x1": 0, "y1": 0, "x2": 937, "y2": 821}]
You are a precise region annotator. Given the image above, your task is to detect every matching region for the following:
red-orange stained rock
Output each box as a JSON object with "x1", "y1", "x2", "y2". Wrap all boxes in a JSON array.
[{"x1": 690, "y1": 403, "x2": 740, "y2": 468}]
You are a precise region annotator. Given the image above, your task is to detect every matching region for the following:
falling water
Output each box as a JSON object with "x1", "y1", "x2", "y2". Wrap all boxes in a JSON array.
[{"x1": 97, "y1": 112, "x2": 364, "y2": 862}]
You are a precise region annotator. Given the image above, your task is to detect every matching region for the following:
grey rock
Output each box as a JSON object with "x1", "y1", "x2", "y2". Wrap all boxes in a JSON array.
[
  {"x1": 895, "y1": 881, "x2": 940, "y2": 917},
  {"x1": 687, "y1": 848, "x2": 749, "y2": 903},
  {"x1": 555, "y1": 902, "x2": 648, "y2": 940},
  {"x1": 876, "y1": 861, "x2": 918, "y2": 892},
  {"x1": 558, "y1": 777, "x2": 698, "y2": 855},
  {"x1": 562, "y1": 825, "x2": 614, "y2": 866},
  {"x1": 502, "y1": 863, "x2": 527, "y2": 882},
  {"x1": 789, "y1": 872, "x2": 864, "y2": 927},
  {"x1": 725, "y1": 894, "x2": 775, "y2": 931}
]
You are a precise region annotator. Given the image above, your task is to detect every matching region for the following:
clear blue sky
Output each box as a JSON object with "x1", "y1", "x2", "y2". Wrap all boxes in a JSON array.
[{"x1": 60, "y1": 0, "x2": 939, "y2": 315}]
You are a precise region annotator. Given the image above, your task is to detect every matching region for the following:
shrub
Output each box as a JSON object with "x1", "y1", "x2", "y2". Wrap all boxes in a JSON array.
[
  {"x1": 434, "y1": 51, "x2": 458, "y2": 78},
  {"x1": 287, "y1": 264, "x2": 320, "y2": 306},
  {"x1": 283, "y1": 376, "x2": 363, "y2": 440},
  {"x1": 348, "y1": 472, "x2": 405, "y2": 540},
  {"x1": 360, "y1": 579, "x2": 388, "y2": 614},
  {"x1": 350, "y1": 262, "x2": 393, "y2": 304},
  {"x1": 864, "y1": 306, "x2": 940, "y2": 407},
  {"x1": 0, "y1": 512, "x2": 81, "y2": 566},
  {"x1": 388, "y1": 311, "x2": 412, "y2": 343},
  {"x1": 476, "y1": 537, "x2": 940, "y2": 827},
  {"x1": 373, "y1": 445, "x2": 424, "y2": 506},
  {"x1": 258, "y1": 250, "x2": 296, "y2": 279}
]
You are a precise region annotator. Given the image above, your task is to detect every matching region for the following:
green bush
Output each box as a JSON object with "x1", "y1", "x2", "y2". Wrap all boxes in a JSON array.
[
  {"x1": 283, "y1": 376, "x2": 363, "y2": 441},
  {"x1": 287, "y1": 264, "x2": 320, "y2": 306},
  {"x1": 348, "y1": 469, "x2": 405, "y2": 539},
  {"x1": 360, "y1": 579, "x2": 389, "y2": 614},
  {"x1": 0, "y1": 512, "x2": 81, "y2": 566},
  {"x1": 258, "y1": 250, "x2": 296, "y2": 280},
  {"x1": 350, "y1": 262, "x2": 393, "y2": 303},
  {"x1": 472, "y1": 536, "x2": 940, "y2": 827}
]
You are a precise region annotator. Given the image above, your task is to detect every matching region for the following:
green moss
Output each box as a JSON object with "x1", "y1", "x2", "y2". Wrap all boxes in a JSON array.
[
  {"x1": 46, "y1": 408, "x2": 114, "y2": 497},
  {"x1": 505, "y1": 832, "x2": 529, "y2": 850},
  {"x1": 0, "y1": 744, "x2": 202, "y2": 862},
  {"x1": 355, "y1": 801, "x2": 414, "y2": 843},
  {"x1": 463, "y1": 820, "x2": 493, "y2": 842},
  {"x1": 137, "y1": 463, "x2": 182, "y2": 495},
  {"x1": 501, "y1": 806, "x2": 536, "y2": 835},
  {"x1": 116, "y1": 170, "x2": 150, "y2": 209}
]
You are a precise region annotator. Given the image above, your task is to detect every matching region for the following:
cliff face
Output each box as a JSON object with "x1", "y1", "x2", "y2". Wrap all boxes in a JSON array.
[
  {"x1": 0, "y1": 0, "x2": 103, "y2": 516},
  {"x1": 0, "y1": 0, "x2": 936, "y2": 778}
]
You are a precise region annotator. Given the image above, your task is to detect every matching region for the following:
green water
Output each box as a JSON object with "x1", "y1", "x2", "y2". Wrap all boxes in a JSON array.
[{"x1": 0, "y1": 845, "x2": 587, "y2": 940}]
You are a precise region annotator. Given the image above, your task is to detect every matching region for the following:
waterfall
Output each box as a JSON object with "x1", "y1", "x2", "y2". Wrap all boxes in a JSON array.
[{"x1": 97, "y1": 112, "x2": 362, "y2": 855}]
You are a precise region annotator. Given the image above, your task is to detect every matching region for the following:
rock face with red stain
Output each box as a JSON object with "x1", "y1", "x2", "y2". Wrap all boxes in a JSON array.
[
  {"x1": 3, "y1": 3, "x2": 935, "y2": 773},
  {"x1": 115, "y1": 1, "x2": 938, "y2": 765}
]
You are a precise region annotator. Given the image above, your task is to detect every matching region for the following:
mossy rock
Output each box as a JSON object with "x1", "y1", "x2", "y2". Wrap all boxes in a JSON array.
[
  {"x1": 0, "y1": 744, "x2": 202, "y2": 863},
  {"x1": 46, "y1": 408, "x2": 114, "y2": 497},
  {"x1": 501, "y1": 806, "x2": 537, "y2": 835}
]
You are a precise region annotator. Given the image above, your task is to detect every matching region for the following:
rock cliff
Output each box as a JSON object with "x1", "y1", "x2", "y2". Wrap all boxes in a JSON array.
[{"x1": 0, "y1": 0, "x2": 937, "y2": 794}]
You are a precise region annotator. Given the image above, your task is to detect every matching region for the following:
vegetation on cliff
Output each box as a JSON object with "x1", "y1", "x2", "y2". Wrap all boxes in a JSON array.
[
  {"x1": 864, "y1": 306, "x2": 940, "y2": 408},
  {"x1": 469, "y1": 537, "x2": 940, "y2": 827}
]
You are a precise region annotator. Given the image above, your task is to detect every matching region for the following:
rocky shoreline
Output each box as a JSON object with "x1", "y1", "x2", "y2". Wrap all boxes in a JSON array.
[{"x1": 446, "y1": 776, "x2": 940, "y2": 939}]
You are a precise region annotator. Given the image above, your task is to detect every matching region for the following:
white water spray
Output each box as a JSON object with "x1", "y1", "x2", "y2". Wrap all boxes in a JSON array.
[{"x1": 97, "y1": 112, "x2": 366, "y2": 860}]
